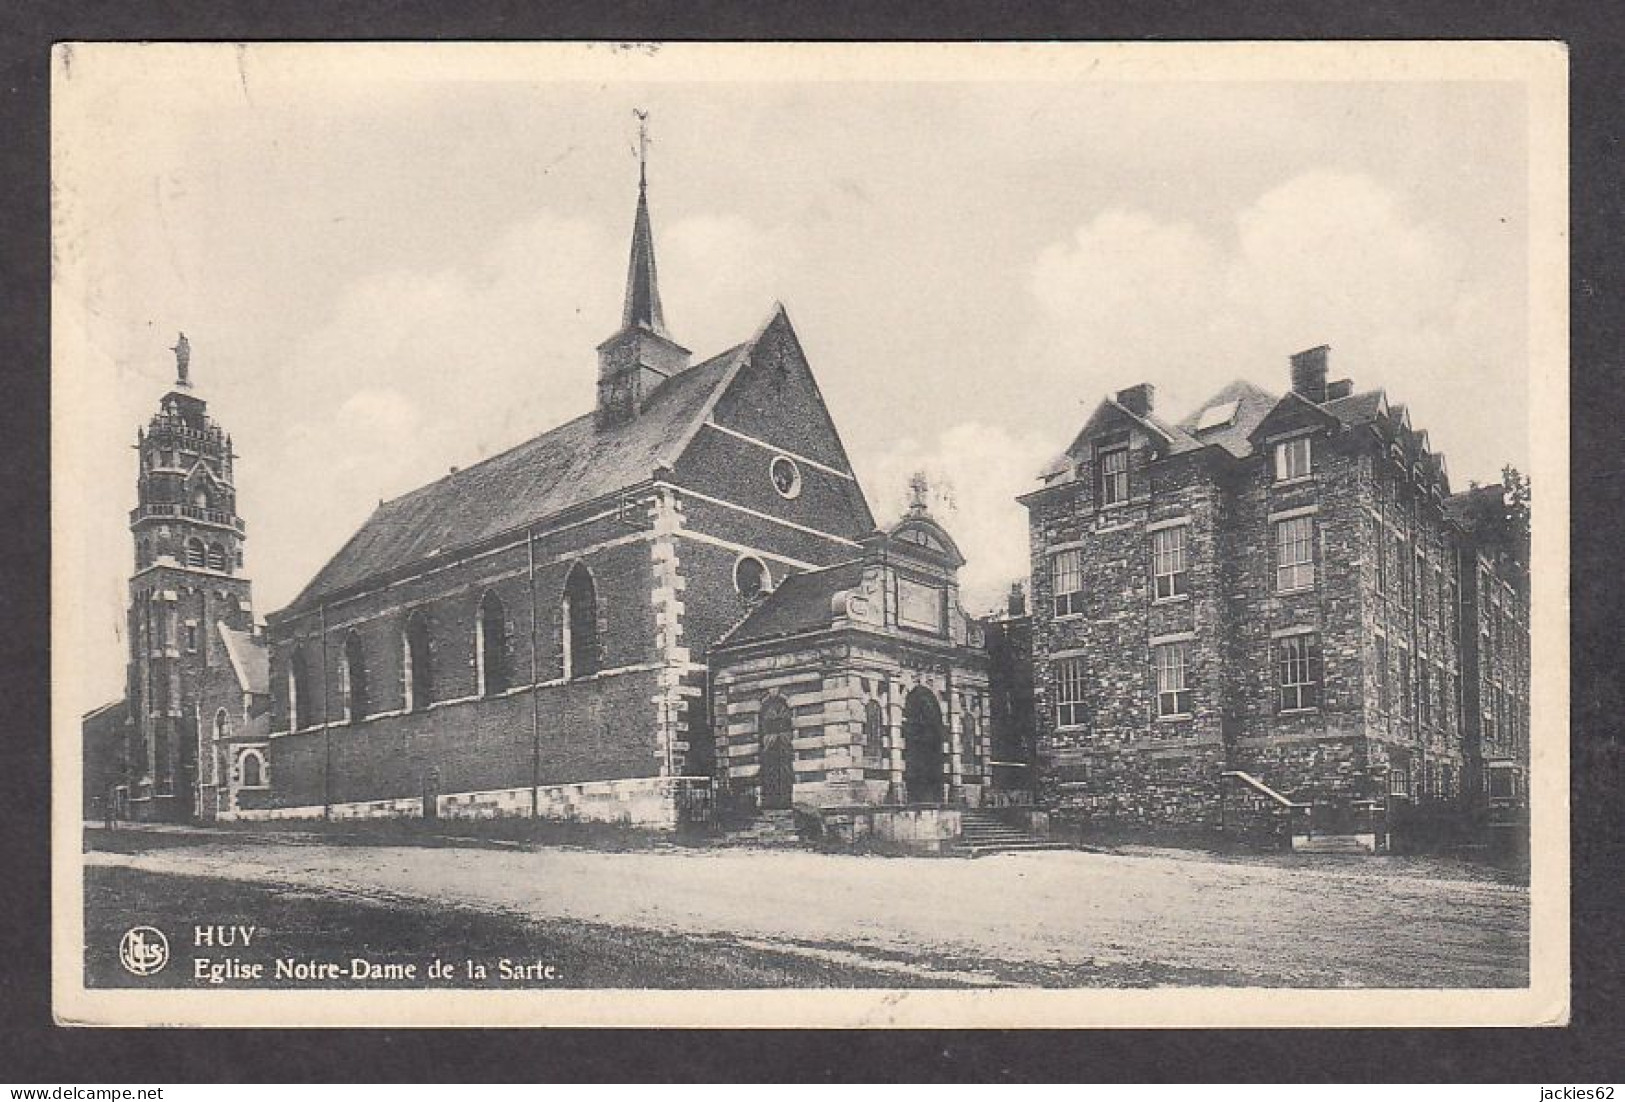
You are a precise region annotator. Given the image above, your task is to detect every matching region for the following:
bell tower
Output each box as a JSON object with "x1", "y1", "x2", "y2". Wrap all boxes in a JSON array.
[
  {"x1": 596, "y1": 110, "x2": 691, "y2": 428},
  {"x1": 124, "y1": 333, "x2": 255, "y2": 821}
]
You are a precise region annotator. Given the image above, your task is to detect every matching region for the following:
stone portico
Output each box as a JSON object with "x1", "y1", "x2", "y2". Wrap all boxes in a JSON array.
[{"x1": 710, "y1": 506, "x2": 992, "y2": 827}]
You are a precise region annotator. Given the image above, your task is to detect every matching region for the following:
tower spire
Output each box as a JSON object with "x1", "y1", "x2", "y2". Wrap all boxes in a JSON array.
[{"x1": 621, "y1": 108, "x2": 668, "y2": 338}]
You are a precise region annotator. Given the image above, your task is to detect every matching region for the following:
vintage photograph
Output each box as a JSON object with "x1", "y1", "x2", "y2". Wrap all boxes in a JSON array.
[{"x1": 52, "y1": 42, "x2": 1567, "y2": 1027}]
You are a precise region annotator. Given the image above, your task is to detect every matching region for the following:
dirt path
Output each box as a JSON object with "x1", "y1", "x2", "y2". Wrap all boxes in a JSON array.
[{"x1": 84, "y1": 830, "x2": 1529, "y2": 987}]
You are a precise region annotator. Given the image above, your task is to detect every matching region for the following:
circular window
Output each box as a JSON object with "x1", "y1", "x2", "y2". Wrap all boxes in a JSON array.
[
  {"x1": 769, "y1": 455, "x2": 802, "y2": 499},
  {"x1": 734, "y1": 556, "x2": 769, "y2": 600}
]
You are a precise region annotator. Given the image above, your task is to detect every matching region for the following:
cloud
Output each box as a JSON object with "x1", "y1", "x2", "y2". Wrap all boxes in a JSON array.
[
  {"x1": 1028, "y1": 170, "x2": 1519, "y2": 484},
  {"x1": 856, "y1": 421, "x2": 1053, "y2": 616}
]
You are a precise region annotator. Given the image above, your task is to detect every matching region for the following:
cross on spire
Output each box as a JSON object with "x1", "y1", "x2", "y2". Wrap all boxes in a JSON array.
[{"x1": 908, "y1": 471, "x2": 931, "y2": 515}]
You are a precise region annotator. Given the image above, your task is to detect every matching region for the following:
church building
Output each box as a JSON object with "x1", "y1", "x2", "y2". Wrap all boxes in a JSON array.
[{"x1": 247, "y1": 154, "x2": 901, "y2": 828}]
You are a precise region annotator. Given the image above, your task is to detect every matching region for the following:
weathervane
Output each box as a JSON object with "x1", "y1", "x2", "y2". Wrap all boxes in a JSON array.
[{"x1": 633, "y1": 108, "x2": 650, "y2": 188}]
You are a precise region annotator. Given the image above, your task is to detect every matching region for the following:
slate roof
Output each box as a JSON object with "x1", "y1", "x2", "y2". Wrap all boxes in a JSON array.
[
  {"x1": 218, "y1": 623, "x2": 270, "y2": 695},
  {"x1": 284, "y1": 339, "x2": 753, "y2": 612},
  {"x1": 715, "y1": 559, "x2": 866, "y2": 648},
  {"x1": 1176, "y1": 379, "x2": 1279, "y2": 459},
  {"x1": 1321, "y1": 388, "x2": 1385, "y2": 427}
]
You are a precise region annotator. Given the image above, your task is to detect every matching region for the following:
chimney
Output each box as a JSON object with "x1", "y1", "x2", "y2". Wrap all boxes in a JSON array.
[
  {"x1": 1007, "y1": 581, "x2": 1027, "y2": 618},
  {"x1": 1116, "y1": 383, "x2": 1155, "y2": 417},
  {"x1": 1290, "y1": 345, "x2": 1329, "y2": 404},
  {"x1": 1325, "y1": 377, "x2": 1354, "y2": 401}
]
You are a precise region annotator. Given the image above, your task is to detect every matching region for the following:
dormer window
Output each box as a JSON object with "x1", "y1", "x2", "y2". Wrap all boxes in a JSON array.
[
  {"x1": 1098, "y1": 445, "x2": 1129, "y2": 507},
  {"x1": 1274, "y1": 435, "x2": 1312, "y2": 482}
]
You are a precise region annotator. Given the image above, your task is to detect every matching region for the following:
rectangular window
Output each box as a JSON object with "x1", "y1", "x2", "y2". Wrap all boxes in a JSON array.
[
  {"x1": 1418, "y1": 665, "x2": 1432, "y2": 726},
  {"x1": 1376, "y1": 636, "x2": 1390, "y2": 713},
  {"x1": 1417, "y1": 556, "x2": 1430, "y2": 622},
  {"x1": 1390, "y1": 766, "x2": 1410, "y2": 797},
  {"x1": 1274, "y1": 516, "x2": 1315, "y2": 592},
  {"x1": 1054, "y1": 657, "x2": 1088, "y2": 727},
  {"x1": 1400, "y1": 650, "x2": 1413, "y2": 720},
  {"x1": 1151, "y1": 525, "x2": 1189, "y2": 600},
  {"x1": 184, "y1": 623, "x2": 198, "y2": 653},
  {"x1": 1051, "y1": 549, "x2": 1085, "y2": 617},
  {"x1": 1099, "y1": 446, "x2": 1129, "y2": 507},
  {"x1": 1277, "y1": 633, "x2": 1322, "y2": 711},
  {"x1": 1154, "y1": 642, "x2": 1192, "y2": 717},
  {"x1": 1274, "y1": 435, "x2": 1312, "y2": 481}
]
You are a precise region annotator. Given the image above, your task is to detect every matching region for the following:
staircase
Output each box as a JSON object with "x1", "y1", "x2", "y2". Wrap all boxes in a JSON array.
[
  {"x1": 718, "y1": 808, "x2": 803, "y2": 848},
  {"x1": 952, "y1": 810, "x2": 1069, "y2": 857},
  {"x1": 1291, "y1": 833, "x2": 1376, "y2": 855}
]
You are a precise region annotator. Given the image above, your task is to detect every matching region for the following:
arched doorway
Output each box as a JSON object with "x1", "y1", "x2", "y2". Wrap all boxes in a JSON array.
[
  {"x1": 902, "y1": 687, "x2": 946, "y2": 804},
  {"x1": 758, "y1": 695, "x2": 795, "y2": 810}
]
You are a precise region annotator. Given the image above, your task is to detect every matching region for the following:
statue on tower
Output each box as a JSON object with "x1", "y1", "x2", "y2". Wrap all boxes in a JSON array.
[{"x1": 171, "y1": 331, "x2": 191, "y2": 389}]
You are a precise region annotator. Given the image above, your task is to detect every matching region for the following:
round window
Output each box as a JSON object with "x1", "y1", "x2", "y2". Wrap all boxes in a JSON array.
[
  {"x1": 769, "y1": 455, "x2": 802, "y2": 499},
  {"x1": 734, "y1": 556, "x2": 769, "y2": 600}
]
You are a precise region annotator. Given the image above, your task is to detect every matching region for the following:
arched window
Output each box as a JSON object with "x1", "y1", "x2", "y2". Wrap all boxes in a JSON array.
[
  {"x1": 185, "y1": 538, "x2": 206, "y2": 568},
  {"x1": 213, "y1": 707, "x2": 230, "y2": 741},
  {"x1": 192, "y1": 487, "x2": 211, "y2": 509},
  {"x1": 342, "y1": 631, "x2": 369, "y2": 722},
  {"x1": 403, "y1": 612, "x2": 434, "y2": 711},
  {"x1": 240, "y1": 750, "x2": 265, "y2": 788},
  {"x1": 206, "y1": 543, "x2": 227, "y2": 572},
  {"x1": 962, "y1": 711, "x2": 981, "y2": 776},
  {"x1": 758, "y1": 695, "x2": 795, "y2": 810},
  {"x1": 478, "y1": 591, "x2": 511, "y2": 696},
  {"x1": 734, "y1": 556, "x2": 769, "y2": 600},
  {"x1": 864, "y1": 699, "x2": 886, "y2": 759},
  {"x1": 562, "y1": 563, "x2": 599, "y2": 680},
  {"x1": 287, "y1": 648, "x2": 311, "y2": 730}
]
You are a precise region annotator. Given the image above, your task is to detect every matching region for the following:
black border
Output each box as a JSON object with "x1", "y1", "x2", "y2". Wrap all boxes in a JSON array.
[{"x1": 4, "y1": 0, "x2": 1623, "y2": 1083}]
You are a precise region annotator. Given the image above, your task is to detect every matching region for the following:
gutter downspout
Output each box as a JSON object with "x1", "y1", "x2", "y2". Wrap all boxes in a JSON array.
[
  {"x1": 527, "y1": 526, "x2": 541, "y2": 818},
  {"x1": 320, "y1": 602, "x2": 331, "y2": 821}
]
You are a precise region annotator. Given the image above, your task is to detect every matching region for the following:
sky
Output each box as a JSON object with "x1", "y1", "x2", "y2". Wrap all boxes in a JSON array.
[{"x1": 55, "y1": 44, "x2": 1537, "y2": 714}]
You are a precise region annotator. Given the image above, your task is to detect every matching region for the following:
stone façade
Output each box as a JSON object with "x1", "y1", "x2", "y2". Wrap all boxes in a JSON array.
[{"x1": 1021, "y1": 349, "x2": 1530, "y2": 846}]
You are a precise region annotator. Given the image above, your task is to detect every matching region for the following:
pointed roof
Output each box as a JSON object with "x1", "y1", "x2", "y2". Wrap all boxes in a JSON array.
[
  {"x1": 619, "y1": 177, "x2": 670, "y2": 339},
  {"x1": 278, "y1": 310, "x2": 799, "y2": 615},
  {"x1": 218, "y1": 623, "x2": 270, "y2": 695},
  {"x1": 715, "y1": 560, "x2": 867, "y2": 648},
  {"x1": 1177, "y1": 379, "x2": 1279, "y2": 459}
]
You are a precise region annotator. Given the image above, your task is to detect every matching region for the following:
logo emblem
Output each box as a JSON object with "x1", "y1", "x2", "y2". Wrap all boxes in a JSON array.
[{"x1": 118, "y1": 926, "x2": 169, "y2": 976}]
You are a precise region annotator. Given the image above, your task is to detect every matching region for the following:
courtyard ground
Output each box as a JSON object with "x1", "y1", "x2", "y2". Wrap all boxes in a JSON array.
[{"x1": 82, "y1": 823, "x2": 1529, "y2": 989}]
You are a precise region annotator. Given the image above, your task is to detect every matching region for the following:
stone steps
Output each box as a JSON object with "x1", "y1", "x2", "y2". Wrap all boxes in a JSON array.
[
  {"x1": 1292, "y1": 833, "x2": 1376, "y2": 854},
  {"x1": 953, "y1": 811, "x2": 1065, "y2": 857},
  {"x1": 717, "y1": 809, "x2": 802, "y2": 848}
]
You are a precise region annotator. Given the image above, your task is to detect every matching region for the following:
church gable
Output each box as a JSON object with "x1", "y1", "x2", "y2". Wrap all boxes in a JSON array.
[
  {"x1": 670, "y1": 306, "x2": 875, "y2": 540},
  {"x1": 707, "y1": 308, "x2": 861, "y2": 476}
]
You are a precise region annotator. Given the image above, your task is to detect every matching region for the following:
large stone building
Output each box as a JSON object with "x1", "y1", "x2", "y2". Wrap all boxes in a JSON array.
[
  {"x1": 1020, "y1": 347, "x2": 1531, "y2": 849},
  {"x1": 249, "y1": 161, "x2": 898, "y2": 828},
  {"x1": 81, "y1": 336, "x2": 273, "y2": 822}
]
